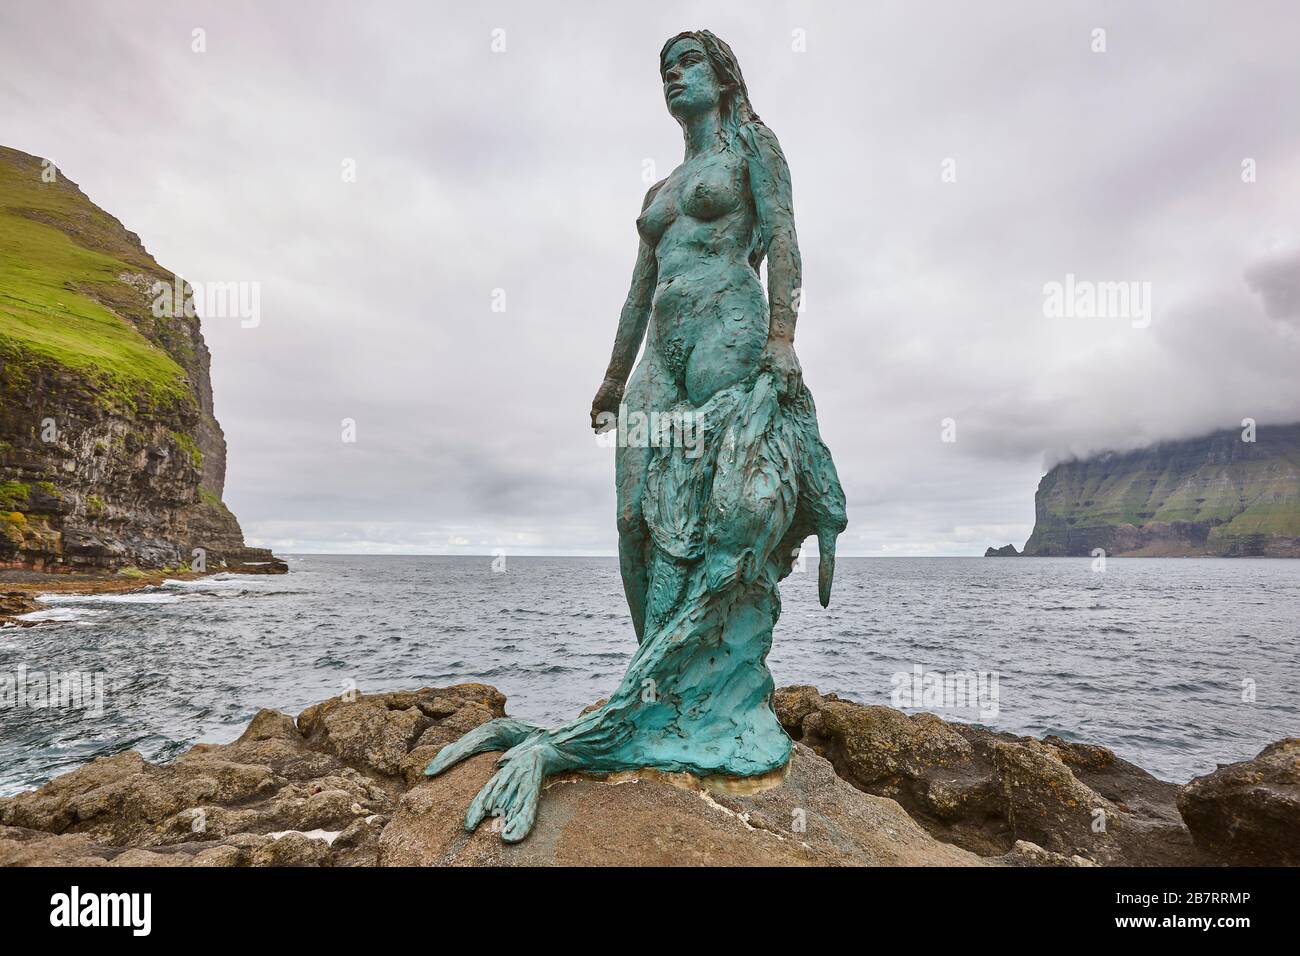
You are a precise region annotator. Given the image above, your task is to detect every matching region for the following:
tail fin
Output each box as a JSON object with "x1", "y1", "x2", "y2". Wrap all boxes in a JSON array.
[{"x1": 817, "y1": 529, "x2": 837, "y2": 608}]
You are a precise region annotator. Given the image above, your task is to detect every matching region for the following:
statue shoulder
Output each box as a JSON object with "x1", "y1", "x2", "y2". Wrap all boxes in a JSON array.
[
  {"x1": 641, "y1": 177, "x2": 669, "y2": 210},
  {"x1": 739, "y1": 122, "x2": 789, "y2": 168},
  {"x1": 739, "y1": 122, "x2": 793, "y2": 209}
]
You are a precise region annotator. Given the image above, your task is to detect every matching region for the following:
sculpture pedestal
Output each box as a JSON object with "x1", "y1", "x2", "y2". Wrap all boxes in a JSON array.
[{"x1": 558, "y1": 755, "x2": 792, "y2": 797}]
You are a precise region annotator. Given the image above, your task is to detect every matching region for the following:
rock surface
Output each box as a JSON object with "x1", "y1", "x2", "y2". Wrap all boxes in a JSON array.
[
  {"x1": 379, "y1": 744, "x2": 980, "y2": 867},
  {"x1": 774, "y1": 686, "x2": 1208, "y2": 865},
  {"x1": 0, "y1": 590, "x2": 38, "y2": 623},
  {"x1": 0, "y1": 682, "x2": 1290, "y2": 866},
  {"x1": 1177, "y1": 738, "x2": 1300, "y2": 865},
  {"x1": 0, "y1": 684, "x2": 506, "y2": 866},
  {"x1": 0, "y1": 682, "x2": 977, "y2": 867}
]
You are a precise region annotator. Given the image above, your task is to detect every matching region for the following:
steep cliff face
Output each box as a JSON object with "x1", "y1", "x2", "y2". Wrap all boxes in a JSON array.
[
  {"x1": 0, "y1": 146, "x2": 282, "y2": 572},
  {"x1": 1022, "y1": 424, "x2": 1300, "y2": 557}
]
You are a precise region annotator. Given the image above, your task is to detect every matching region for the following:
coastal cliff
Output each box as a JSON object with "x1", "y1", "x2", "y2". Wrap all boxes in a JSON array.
[
  {"x1": 0, "y1": 146, "x2": 281, "y2": 573},
  {"x1": 1018, "y1": 424, "x2": 1300, "y2": 557}
]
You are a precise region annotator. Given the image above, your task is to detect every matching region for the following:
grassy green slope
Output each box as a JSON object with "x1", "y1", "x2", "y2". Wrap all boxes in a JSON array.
[
  {"x1": 1031, "y1": 425, "x2": 1300, "y2": 545},
  {"x1": 0, "y1": 147, "x2": 192, "y2": 412}
]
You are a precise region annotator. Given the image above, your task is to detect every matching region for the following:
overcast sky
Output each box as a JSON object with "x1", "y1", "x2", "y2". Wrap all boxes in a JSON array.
[{"x1": 2, "y1": 1, "x2": 1298, "y2": 555}]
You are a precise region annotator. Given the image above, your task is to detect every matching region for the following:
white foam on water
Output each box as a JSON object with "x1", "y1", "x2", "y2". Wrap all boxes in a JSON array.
[
  {"x1": 163, "y1": 574, "x2": 269, "y2": 591},
  {"x1": 36, "y1": 592, "x2": 178, "y2": 606},
  {"x1": 16, "y1": 607, "x2": 107, "y2": 623}
]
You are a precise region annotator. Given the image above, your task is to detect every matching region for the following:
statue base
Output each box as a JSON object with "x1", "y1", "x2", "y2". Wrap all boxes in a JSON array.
[{"x1": 552, "y1": 753, "x2": 792, "y2": 797}]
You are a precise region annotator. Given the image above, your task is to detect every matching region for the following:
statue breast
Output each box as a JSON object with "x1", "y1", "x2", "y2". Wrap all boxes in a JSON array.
[
  {"x1": 636, "y1": 155, "x2": 746, "y2": 245},
  {"x1": 680, "y1": 161, "x2": 742, "y2": 222}
]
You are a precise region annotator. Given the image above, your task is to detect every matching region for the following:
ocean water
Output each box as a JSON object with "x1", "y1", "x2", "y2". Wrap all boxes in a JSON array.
[{"x1": 1, "y1": 554, "x2": 1296, "y2": 795}]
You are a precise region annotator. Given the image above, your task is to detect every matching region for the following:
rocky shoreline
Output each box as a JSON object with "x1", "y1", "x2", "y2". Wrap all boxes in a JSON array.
[
  {"x1": 1, "y1": 683, "x2": 1293, "y2": 867},
  {"x1": 0, "y1": 566, "x2": 285, "y2": 628}
]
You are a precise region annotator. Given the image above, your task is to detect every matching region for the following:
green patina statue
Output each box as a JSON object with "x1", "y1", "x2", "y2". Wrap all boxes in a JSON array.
[{"x1": 425, "y1": 30, "x2": 846, "y2": 842}]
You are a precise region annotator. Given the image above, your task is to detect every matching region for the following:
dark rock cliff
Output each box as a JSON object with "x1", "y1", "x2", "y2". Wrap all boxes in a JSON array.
[
  {"x1": 1020, "y1": 424, "x2": 1300, "y2": 557},
  {"x1": 0, "y1": 145, "x2": 282, "y2": 572}
]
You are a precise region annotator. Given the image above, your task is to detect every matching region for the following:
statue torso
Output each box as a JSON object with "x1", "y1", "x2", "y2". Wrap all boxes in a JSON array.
[
  {"x1": 636, "y1": 148, "x2": 754, "y2": 263},
  {"x1": 635, "y1": 148, "x2": 768, "y2": 404}
]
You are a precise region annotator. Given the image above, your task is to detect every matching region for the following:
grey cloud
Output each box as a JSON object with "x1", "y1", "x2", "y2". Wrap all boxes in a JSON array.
[
  {"x1": 1245, "y1": 249, "x2": 1300, "y2": 322},
  {"x1": 1, "y1": 0, "x2": 1297, "y2": 555}
]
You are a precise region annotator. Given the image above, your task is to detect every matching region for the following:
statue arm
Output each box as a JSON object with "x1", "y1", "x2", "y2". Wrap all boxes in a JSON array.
[
  {"x1": 745, "y1": 125, "x2": 803, "y2": 399},
  {"x1": 591, "y1": 182, "x2": 662, "y2": 430},
  {"x1": 744, "y1": 125, "x2": 801, "y2": 348},
  {"x1": 604, "y1": 253, "x2": 657, "y2": 384}
]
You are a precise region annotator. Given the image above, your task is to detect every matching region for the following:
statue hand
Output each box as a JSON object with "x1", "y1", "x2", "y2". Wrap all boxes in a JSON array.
[
  {"x1": 762, "y1": 340, "x2": 802, "y2": 400},
  {"x1": 590, "y1": 376, "x2": 624, "y2": 432}
]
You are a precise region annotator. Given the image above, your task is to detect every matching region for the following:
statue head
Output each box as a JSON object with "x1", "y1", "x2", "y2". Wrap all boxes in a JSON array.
[{"x1": 659, "y1": 30, "x2": 760, "y2": 133}]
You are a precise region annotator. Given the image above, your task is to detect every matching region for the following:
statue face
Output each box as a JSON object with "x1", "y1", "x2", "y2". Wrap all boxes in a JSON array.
[{"x1": 661, "y1": 38, "x2": 722, "y2": 119}]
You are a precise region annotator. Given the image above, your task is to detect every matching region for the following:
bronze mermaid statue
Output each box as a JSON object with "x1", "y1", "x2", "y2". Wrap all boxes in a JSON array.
[{"x1": 425, "y1": 30, "x2": 846, "y2": 842}]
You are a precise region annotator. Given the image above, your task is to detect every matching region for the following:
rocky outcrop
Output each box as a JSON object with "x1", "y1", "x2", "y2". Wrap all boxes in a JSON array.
[
  {"x1": 983, "y1": 544, "x2": 1020, "y2": 557},
  {"x1": 1, "y1": 683, "x2": 1290, "y2": 866},
  {"x1": 0, "y1": 684, "x2": 508, "y2": 866},
  {"x1": 0, "y1": 145, "x2": 281, "y2": 573},
  {"x1": 774, "y1": 686, "x2": 1208, "y2": 865},
  {"x1": 0, "y1": 590, "x2": 38, "y2": 621},
  {"x1": 0, "y1": 569, "x2": 237, "y2": 626},
  {"x1": 1178, "y1": 738, "x2": 1300, "y2": 865},
  {"x1": 1020, "y1": 424, "x2": 1300, "y2": 557},
  {"x1": 380, "y1": 745, "x2": 980, "y2": 866},
  {"x1": 0, "y1": 683, "x2": 981, "y2": 867},
  {"x1": 0, "y1": 683, "x2": 977, "y2": 867}
]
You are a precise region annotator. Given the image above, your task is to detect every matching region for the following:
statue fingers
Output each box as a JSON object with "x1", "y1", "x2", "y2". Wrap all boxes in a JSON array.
[
  {"x1": 424, "y1": 718, "x2": 537, "y2": 777},
  {"x1": 500, "y1": 762, "x2": 545, "y2": 843},
  {"x1": 465, "y1": 767, "x2": 510, "y2": 831},
  {"x1": 424, "y1": 729, "x2": 491, "y2": 777}
]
